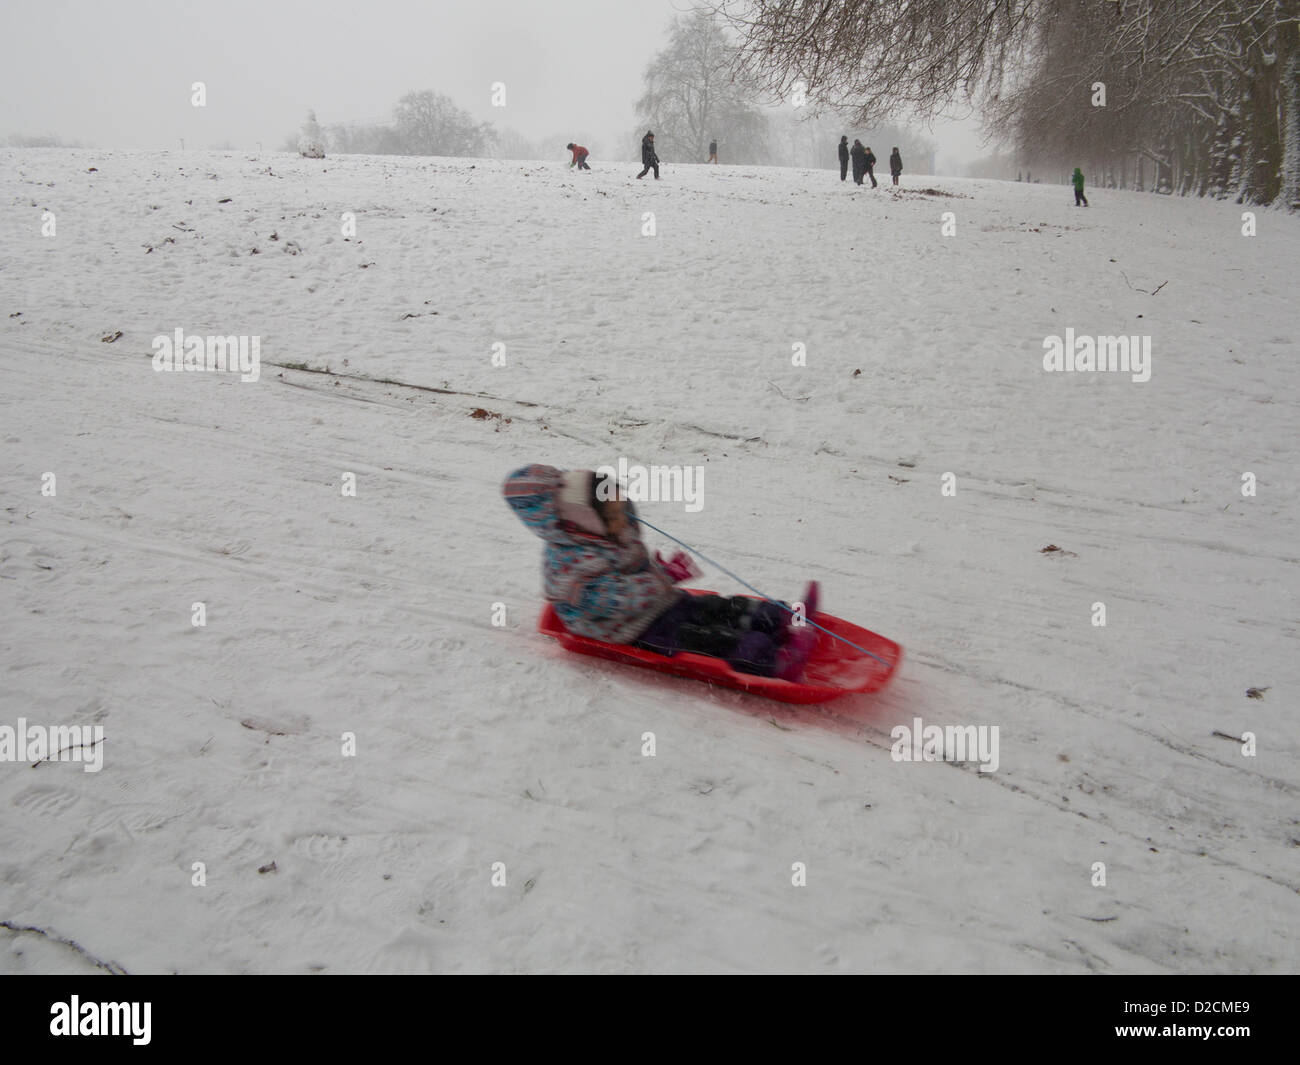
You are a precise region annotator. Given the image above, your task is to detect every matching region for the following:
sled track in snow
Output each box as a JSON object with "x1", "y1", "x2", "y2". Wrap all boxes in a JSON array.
[
  {"x1": 267, "y1": 360, "x2": 1300, "y2": 567},
  {"x1": 843, "y1": 716, "x2": 1300, "y2": 899}
]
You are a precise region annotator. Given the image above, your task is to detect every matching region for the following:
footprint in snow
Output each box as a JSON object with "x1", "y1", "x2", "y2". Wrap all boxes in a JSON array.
[
  {"x1": 291, "y1": 833, "x2": 349, "y2": 863},
  {"x1": 11, "y1": 785, "x2": 80, "y2": 818}
]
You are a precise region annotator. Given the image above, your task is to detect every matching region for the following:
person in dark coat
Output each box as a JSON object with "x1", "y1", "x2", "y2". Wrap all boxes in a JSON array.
[
  {"x1": 708, "y1": 138, "x2": 718, "y2": 163},
  {"x1": 889, "y1": 147, "x2": 902, "y2": 185},
  {"x1": 637, "y1": 131, "x2": 660, "y2": 179},
  {"x1": 838, "y1": 136, "x2": 850, "y2": 181},
  {"x1": 849, "y1": 139, "x2": 867, "y2": 184},
  {"x1": 863, "y1": 145, "x2": 878, "y2": 187}
]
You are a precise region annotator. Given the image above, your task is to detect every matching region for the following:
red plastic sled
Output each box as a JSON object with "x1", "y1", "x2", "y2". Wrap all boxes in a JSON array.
[{"x1": 537, "y1": 590, "x2": 902, "y2": 705}]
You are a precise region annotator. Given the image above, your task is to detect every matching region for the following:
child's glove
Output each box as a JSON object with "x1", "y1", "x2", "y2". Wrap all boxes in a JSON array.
[{"x1": 656, "y1": 549, "x2": 701, "y2": 583}]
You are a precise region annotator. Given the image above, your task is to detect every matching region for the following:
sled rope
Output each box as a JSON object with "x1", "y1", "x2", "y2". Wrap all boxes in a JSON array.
[{"x1": 635, "y1": 517, "x2": 895, "y2": 668}]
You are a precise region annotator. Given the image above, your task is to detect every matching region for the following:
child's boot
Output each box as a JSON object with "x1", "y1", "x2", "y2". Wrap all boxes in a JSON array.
[
  {"x1": 774, "y1": 626, "x2": 816, "y2": 682},
  {"x1": 798, "y1": 581, "x2": 819, "y2": 626}
]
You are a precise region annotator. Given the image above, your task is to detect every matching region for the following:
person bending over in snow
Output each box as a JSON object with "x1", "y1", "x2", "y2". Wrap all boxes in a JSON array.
[
  {"x1": 1072, "y1": 166, "x2": 1089, "y2": 206},
  {"x1": 567, "y1": 143, "x2": 591, "y2": 170},
  {"x1": 889, "y1": 147, "x2": 902, "y2": 185},
  {"x1": 503, "y1": 464, "x2": 817, "y2": 680}
]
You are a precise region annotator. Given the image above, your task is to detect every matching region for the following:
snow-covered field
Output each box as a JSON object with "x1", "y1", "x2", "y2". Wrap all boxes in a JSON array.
[{"x1": 1, "y1": 148, "x2": 1297, "y2": 974}]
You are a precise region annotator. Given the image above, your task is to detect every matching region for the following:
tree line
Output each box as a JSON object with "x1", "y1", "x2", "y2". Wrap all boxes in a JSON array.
[
  {"x1": 714, "y1": 0, "x2": 1300, "y2": 208},
  {"x1": 288, "y1": 12, "x2": 935, "y2": 169},
  {"x1": 288, "y1": 92, "x2": 495, "y2": 157}
]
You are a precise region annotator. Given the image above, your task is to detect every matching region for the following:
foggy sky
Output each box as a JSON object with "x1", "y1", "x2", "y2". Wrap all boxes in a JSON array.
[{"x1": 0, "y1": 0, "x2": 984, "y2": 161}]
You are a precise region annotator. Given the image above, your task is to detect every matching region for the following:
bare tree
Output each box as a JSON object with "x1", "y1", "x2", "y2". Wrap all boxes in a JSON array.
[
  {"x1": 716, "y1": 0, "x2": 1037, "y2": 124},
  {"x1": 637, "y1": 9, "x2": 772, "y2": 163},
  {"x1": 392, "y1": 90, "x2": 495, "y2": 157}
]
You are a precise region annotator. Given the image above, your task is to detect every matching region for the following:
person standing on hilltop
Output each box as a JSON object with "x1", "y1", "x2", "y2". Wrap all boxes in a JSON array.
[
  {"x1": 1072, "y1": 166, "x2": 1089, "y2": 206},
  {"x1": 637, "y1": 131, "x2": 660, "y2": 180},
  {"x1": 849, "y1": 139, "x2": 867, "y2": 185},
  {"x1": 889, "y1": 147, "x2": 902, "y2": 186},
  {"x1": 708, "y1": 137, "x2": 718, "y2": 163},
  {"x1": 838, "y1": 135, "x2": 850, "y2": 181}
]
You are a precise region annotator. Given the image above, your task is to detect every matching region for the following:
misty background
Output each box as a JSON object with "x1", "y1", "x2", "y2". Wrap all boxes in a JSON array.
[{"x1": 0, "y1": 0, "x2": 986, "y2": 171}]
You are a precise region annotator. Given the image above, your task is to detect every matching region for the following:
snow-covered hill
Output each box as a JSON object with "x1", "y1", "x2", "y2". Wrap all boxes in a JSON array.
[{"x1": 1, "y1": 149, "x2": 1297, "y2": 973}]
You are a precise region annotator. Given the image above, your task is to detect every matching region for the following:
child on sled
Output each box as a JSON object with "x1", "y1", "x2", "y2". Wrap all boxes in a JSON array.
[{"x1": 503, "y1": 464, "x2": 817, "y2": 681}]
